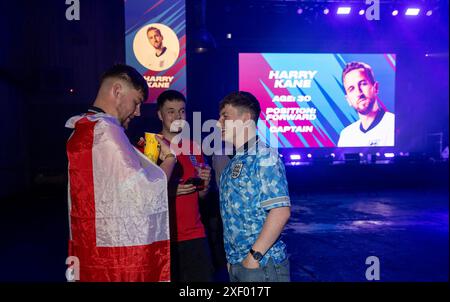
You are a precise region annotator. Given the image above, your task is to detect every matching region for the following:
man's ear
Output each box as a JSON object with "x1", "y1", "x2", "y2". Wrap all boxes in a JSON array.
[
  {"x1": 112, "y1": 81, "x2": 123, "y2": 99},
  {"x1": 242, "y1": 111, "x2": 252, "y2": 123},
  {"x1": 157, "y1": 110, "x2": 163, "y2": 121},
  {"x1": 373, "y1": 82, "x2": 379, "y2": 94}
]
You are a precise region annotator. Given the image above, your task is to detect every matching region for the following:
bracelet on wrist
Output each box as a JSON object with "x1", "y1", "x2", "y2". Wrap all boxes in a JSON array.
[{"x1": 163, "y1": 153, "x2": 177, "y2": 162}]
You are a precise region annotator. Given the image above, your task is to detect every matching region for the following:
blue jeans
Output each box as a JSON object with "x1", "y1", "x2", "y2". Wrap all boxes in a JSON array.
[{"x1": 229, "y1": 257, "x2": 290, "y2": 282}]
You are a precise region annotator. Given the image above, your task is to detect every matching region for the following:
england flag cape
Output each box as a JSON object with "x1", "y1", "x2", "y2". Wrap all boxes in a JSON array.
[{"x1": 65, "y1": 113, "x2": 170, "y2": 282}]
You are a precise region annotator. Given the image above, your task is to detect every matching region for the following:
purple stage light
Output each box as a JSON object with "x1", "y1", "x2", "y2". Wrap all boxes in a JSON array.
[
  {"x1": 359, "y1": 153, "x2": 364, "y2": 157},
  {"x1": 337, "y1": 7, "x2": 351, "y2": 15},
  {"x1": 290, "y1": 154, "x2": 301, "y2": 160},
  {"x1": 297, "y1": 8, "x2": 303, "y2": 15},
  {"x1": 405, "y1": 8, "x2": 420, "y2": 16},
  {"x1": 359, "y1": 9, "x2": 365, "y2": 15},
  {"x1": 307, "y1": 153, "x2": 312, "y2": 159},
  {"x1": 392, "y1": 10, "x2": 399, "y2": 16},
  {"x1": 323, "y1": 8, "x2": 329, "y2": 15},
  {"x1": 376, "y1": 152, "x2": 381, "y2": 157},
  {"x1": 330, "y1": 153, "x2": 336, "y2": 158},
  {"x1": 384, "y1": 153, "x2": 395, "y2": 158},
  {"x1": 426, "y1": 10, "x2": 433, "y2": 16}
]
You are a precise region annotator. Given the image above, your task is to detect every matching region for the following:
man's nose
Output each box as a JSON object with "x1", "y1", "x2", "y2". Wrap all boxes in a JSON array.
[{"x1": 134, "y1": 106, "x2": 141, "y2": 117}]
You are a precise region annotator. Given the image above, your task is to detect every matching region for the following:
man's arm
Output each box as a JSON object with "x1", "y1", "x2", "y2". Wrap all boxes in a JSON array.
[
  {"x1": 242, "y1": 149, "x2": 291, "y2": 269},
  {"x1": 242, "y1": 206, "x2": 290, "y2": 268},
  {"x1": 134, "y1": 135, "x2": 176, "y2": 179},
  {"x1": 198, "y1": 164, "x2": 211, "y2": 199},
  {"x1": 155, "y1": 135, "x2": 177, "y2": 179},
  {"x1": 196, "y1": 152, "x2": 211, "y2": 199}
]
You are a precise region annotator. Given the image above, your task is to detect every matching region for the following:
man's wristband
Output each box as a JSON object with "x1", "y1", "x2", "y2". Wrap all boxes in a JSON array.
[
  {"x1": 249, "y1": 248, "x2": 263, "y2": 261},
  {"x1": 163, "y1": 153, "x2": 177, "y2": 162}
]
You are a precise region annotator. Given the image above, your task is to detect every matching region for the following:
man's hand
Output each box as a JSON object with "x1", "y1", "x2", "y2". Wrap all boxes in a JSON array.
[
  {"x1": 176, "y1": 179, "x2": 196, "y2": 196},
  {"x1": 137, "y1": 137, "x2": 145, "y2": 148},
  {"x1": 198, "y1": 164, "x2": 211, "y2": 191},
  {"x1": 155, "y1": 135, "x2": 174, "y2": 161},
  {"x1": 241, "y1": 253, "x2": 260, "y2": 269}
]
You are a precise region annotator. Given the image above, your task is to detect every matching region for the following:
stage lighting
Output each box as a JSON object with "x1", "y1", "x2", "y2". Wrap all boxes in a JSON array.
[
  {"x1": 323, "y1": 8, "x2": 329, "y2": 15},
  {"x1": 392, "y1": 10, "x2": 399, "y2": 16},
  {"x1": 226, "y1": 33, "x2": 232, "y2": 39},
  {"x1": 359, "y1": 9, "x2": 365, "y2": 15},
  {"x1": 330, "y1": 153, "x2": 336, "y2": 158},
  {"x1": 359, "y1": 152, "x2": 364, "y2": 157},
  {"x1": 297, "y1": 8, "x2": 303, "y2": 15},
  {"x1": 307, "y1": 153, "x2": 312, "y2": 158},
  {"x1": 384, "y1": 153, "x2": 395, "y2": 158},
  {"x1": 376, "y1": 152, "x2": 381, "y2": 157},
  {"x1": 193, "y1": 27, "x2": 217, "y2": 53},
  {"x1": 290, "y1": 154, "x2": 301, "y2": 160},
  {"x1": 337, "y1": 7, "x2": 351, "y2": 15},
  {"x1": 405, "y1": 8, "x2": 420, "y2": 16},
  {"x1": 426, "y1": 10, "x2": 433, "y2": 16}
]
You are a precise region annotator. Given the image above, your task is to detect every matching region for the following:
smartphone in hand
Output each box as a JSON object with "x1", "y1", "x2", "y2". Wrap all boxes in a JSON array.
[{"x1": 184, "y1": 177, "x2": 203, "y2": 187}]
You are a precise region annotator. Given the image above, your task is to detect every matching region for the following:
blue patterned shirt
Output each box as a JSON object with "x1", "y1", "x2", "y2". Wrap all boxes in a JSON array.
[{"x1": 219, "y1": 139, "x2": 290, "y2": 266}]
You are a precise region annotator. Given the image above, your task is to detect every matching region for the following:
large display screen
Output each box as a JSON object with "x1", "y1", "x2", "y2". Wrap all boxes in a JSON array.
[
  {"x1": 239, "y1": 53, "x2": 396, "y2": 148},
  {"x1": 125, "y1": 0, "x2": 186, "y2": 103}
]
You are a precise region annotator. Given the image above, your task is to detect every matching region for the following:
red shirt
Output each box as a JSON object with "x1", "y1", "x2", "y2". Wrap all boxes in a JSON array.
[
  {"x1": 138, "y1": 138, "x2": 206, "y2": 242},
  {"x1": 170, "y1": 150, "x2": 206, "y2": 242}
]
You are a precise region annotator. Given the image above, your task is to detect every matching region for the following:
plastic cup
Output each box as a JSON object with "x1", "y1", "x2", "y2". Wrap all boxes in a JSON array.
[{"x1": 144, "y1": 132, "x2": 160, "y2": 163}]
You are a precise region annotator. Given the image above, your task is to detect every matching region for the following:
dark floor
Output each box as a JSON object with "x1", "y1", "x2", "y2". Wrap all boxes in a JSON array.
[
  {"x1": 0, "y1": 184, "x2": 448, "y2": 282},
  {"x1": 285, "y1": 189, "x2": 449, "y2": 281}
]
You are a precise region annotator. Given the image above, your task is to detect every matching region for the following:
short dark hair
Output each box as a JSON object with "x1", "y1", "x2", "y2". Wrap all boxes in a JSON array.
[
  {"x1": 156, "y1": 90, "x2": 186, "y2": 110},
  {"x1": 219, "y1": 91, "x2": 261, "y2": 123},
  {"x1": 342, "y1": 61, "x2": 376, "y2": 89},
  {"x1": 147, "y1": 26, "x2": 162, "y2": 36},
  {"x1": 101, "y1": 64, "x2": 149, "y2": 101}
]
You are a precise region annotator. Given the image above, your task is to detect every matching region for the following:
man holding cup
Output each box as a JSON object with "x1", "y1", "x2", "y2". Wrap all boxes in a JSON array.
[{"x1": 142, "y1": 90, "x2": 214, "y2": 282}]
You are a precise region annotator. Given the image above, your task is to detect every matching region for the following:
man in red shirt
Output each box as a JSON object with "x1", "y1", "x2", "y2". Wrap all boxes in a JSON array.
[{"x1": 149, "y1": 90, "x2": 214, "y2": 282}]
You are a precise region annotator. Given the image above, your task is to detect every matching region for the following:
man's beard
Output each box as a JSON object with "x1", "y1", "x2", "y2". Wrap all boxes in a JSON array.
[
  {"x1": 122, "y1": 117, "x2": 131, "y2": 129},
  {"x1": 356, "y1": 97, "x2": 376, "y2": 115}
]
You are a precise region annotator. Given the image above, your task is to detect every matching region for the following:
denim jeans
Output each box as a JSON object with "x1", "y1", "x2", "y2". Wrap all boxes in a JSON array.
[{"x1": 229, "y1": 257, "x2": 290, "y2": 282}]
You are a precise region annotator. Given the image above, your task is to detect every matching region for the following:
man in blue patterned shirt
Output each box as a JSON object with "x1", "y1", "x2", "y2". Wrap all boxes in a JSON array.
[{"x1": 217, "y1": 91, "x2": 291, "y2": 282}]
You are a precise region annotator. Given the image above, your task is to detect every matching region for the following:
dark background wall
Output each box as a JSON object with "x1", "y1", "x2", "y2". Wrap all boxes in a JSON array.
[
  {"x1": 0, "y1": 0, "x2": 125, "y2": 198},
  {"x1": 0, "y1": 0, "x2": 448, "y2": 198}
]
